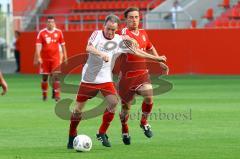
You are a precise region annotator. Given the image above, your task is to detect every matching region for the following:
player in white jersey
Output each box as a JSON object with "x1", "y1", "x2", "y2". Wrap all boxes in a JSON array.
[{"x1": 67, "y1": 14, "x2": 166, "y2": 148}]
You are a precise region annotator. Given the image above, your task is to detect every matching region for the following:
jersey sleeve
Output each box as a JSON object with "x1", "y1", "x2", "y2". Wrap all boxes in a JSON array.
[
  {"x1": 36, "y1": 31, "x2": 43, "y2": 45},
  {"x1": 88, "y1": 31, "x2": 99, "y2": 47},
  {"x1": 59, "y1": 30, "x2": 65, "y2": 45},
  {"x1": 145, "y1": 32, "x2": 153, "y2": 51},
  {"x1": 117, "y1": 36, "x2": 134, "y2": 54}
]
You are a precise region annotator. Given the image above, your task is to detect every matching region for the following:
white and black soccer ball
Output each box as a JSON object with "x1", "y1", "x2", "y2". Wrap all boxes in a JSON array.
[{"x1": 73, "y1": 135, "x2": 92, "y2": 152}]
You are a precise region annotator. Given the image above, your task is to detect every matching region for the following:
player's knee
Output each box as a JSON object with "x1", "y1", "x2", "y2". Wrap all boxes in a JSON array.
[
  {"x1": 108, "y1": 105, "x2": 117, "y2": 113},
  {"x1": 144, "y1": 96, "x2": 153, "y2": 104},
  {"x1": 42, "y1": 75, "x2": 48, "y2": 82},
  {"x1": 75, "y1": 102, "x2": 84, "y2": 112},
  {"x1": 52, "y1": 74, "x2": 59, "y2": 81},
  {"x1": 140, "y1": 84, "x2": 153, "y2": 91},
  {"x1": 122, "y1": 103, "x2": 131, "y2": 111},
  {"x1": 110, "y1": 99, "x2": 119, "y2": 107},
  {"x1": 137, "y1": 84, "x2": 153, "y2": 96}
]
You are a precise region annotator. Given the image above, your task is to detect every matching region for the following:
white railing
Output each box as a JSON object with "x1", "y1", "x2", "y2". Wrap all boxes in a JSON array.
[
  {"x1": 13, "y1": 11, "x2": 240, "y2": 32},
  {"x1": 145, "y1": 11, "x2": 193, "y2": 29},
  {"x1": 18, "y1": 12, "x2": 144, "y2": 31}
]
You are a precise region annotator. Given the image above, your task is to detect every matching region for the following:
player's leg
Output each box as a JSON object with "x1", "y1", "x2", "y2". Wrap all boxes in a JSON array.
[
  {"x1": 40, "y1": 60, "x2": 50, "y2": 101},
  {"x1": 136, "y1": 83, "x2": 154, "y2": 138},
  {"x1": 67, "y1": 82, "x2": 98, "y2": 149},
  {"x1": 52, "y1": 72, "x2": 60, "y2": 101},
  {"x1": 67, "y1": 101, "x2": 87, "y2": 149},
  {"x1": 97, "y1": 94, "x2": 119, "y2": 147},
  {"x1": 50, "y1": 74, "x2": 55, "y2": 99},
  {"x1": 96, "y1": 83, "x2": 119, "y2": 147},
  {"x1": 120, "y1": 101, "x2": 132, "y2": 145},
  {"x1": 41, "y1": 74, "x2": 49, "y2": 101},
  {"x1": 118, "y1": 79, "x2": 135, "y2": 145},
  {"x1": 51, "y1": 60, "x2": 61, "y2": 101}
]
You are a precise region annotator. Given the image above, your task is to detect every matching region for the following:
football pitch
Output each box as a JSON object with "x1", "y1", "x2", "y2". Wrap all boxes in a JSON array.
[{"x1": 0, "y1": 74, "x2": 239, "y2": 159}]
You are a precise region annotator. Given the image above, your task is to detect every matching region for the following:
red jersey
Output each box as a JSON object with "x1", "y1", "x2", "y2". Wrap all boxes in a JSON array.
[
  {"x1": 120, "y1": 28, "x2": 153, "y2": 77},
  {"x1": 36, "y1": 28, "x2": 65, "y2": 61}
]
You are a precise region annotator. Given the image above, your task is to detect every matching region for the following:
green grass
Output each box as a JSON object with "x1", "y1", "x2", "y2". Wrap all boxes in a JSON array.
[{"x1": 0, "y1": 74, "x2": 240, "y2": 159}]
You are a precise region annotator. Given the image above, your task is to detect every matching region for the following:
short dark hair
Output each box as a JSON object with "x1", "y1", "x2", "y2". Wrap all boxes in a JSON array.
[
  {"x1": 47, "y1": 16, "x2": 55, "y2": 21},
  {"x1": 104, "y1": 14, "x2": 120, "y2": 25},
  {"x1": 15, "y1": 30, "x2": 20, "y2": 36},
  {"x1": 124, "y1": 7, "x2": 139, "y2": 18}
]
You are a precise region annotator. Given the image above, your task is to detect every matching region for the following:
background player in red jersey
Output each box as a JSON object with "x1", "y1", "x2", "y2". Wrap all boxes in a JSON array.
[
  {"x1": 34, "y1": 16, "x2": 68, "y2": 101},
  {"x1": 118, "y1": 7, "x2": 169, "y2": 145},
  {"x1": 0, "y1": 71, "x2": 8, "y2": 95}
]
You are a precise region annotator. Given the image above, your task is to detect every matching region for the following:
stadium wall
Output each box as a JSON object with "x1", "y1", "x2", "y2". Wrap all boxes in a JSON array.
[{"x1": 19, "y1": 29, "x2": 240, "y2": 75}]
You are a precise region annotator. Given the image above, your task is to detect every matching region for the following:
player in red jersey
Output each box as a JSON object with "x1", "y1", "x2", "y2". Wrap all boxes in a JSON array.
[
  {"x1": 67, "y1": 14, "x2": 166, "y2": 148},
  {"x1": 118, "y1": 7, "x2": 169, "y2": 145},
  {"x1": 0, "y1": 71, "x2": 8, "y2": 95},
  {"x1": 34, "y1": 16, "x2": 68, "y2": 101}
]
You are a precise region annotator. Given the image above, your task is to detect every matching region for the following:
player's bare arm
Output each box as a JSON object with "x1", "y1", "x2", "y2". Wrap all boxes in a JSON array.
[
  {"x1": 33, "y1": 44, "x2": 42, "y2": 66},
  {"x1": 127, "y1": 35, "x2": 169, "y2": 73},
  {"x1": 61, "y1": 44, "x2": 68, "y2": 64},
  {"x1": 0, "y1": 71, "x2": 8, "y2": 95},
  {"x1": 134, "y1": 48, "x2": 166, "y2": 63},
  {"x1": 122, "y1": 37, "x2": 166, "y2": 63},
  {"x1": 147, "y1": 46, "x2": 169, "y2": 75},
  {"x1": 86, "y1": 44, "x2": 109, "y2": 62},
  {"x1": 147, "y1": 46, "x2": 159, "y2": 57}
]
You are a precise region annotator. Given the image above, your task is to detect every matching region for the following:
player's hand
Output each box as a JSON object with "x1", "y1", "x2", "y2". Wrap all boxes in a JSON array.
[
  {"x1": 156, "y1": 55, "x2": 167, "y2": 62},
  {"x1": 0, "y1": 78, "x2": 8, "y2": 95},
  {"x1": 63, "y1": 56, "x2": 68, "y2": 64},
  {"x1": 33, "y1": 57, "x2": 42, "y2": 66},
  {"x1": 100, "y1": 53, "x2": 109, "y2": 62},
  {"x1": 37, "y1": 57, "x2": 43, "y2": 65},
  {"x1": 160, "y1": 62, "x2": 169, "y2": 75}
]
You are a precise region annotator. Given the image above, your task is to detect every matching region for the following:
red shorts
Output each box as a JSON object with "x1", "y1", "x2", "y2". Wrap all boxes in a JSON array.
[
  {"x1": 118, "y1": 72, "x2": 151, "y2": 104},
  {"x1": 40, "y1": 60, "x2": 60, "y2": 74},
  {"x1": 76, "y1": 82, "x2": 117, "y2": 102}
]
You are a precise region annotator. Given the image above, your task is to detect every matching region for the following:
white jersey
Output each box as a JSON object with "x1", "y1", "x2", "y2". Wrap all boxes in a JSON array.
[{"x1": 81, "y1": 30, "x2": 131, "y2": 84}]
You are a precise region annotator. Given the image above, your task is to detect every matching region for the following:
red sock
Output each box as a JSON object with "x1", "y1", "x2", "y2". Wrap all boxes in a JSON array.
[
  {"x1": 141, "y1": 102, "x2": 153, "y2": 125},
  {"x1": 69, "y1": 112, "x2": 81, "y2": 137},
  {"x1": 99, "y1": 109, "x2": 115, "y2": 134},
  {"x1": 119, "y1": 113, "x2": 129, "y2": 134},
  {"x1": 41, "y1": 81, "x2": 48, "y2": 97},
  {"x1": 53, "y1": 81, "x2": 60, "y2": 99}
]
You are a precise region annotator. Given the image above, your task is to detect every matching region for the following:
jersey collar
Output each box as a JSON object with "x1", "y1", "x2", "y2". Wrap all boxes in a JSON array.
[
  {"x1": 130, "y1": 29, "x2": 139, "y2": 36},
  {"x1": 102, "y1": 31, "x2": 114, "y2": 40},
  {"x1": 46, "y1": 28, "x2": 56, "y2": 33}
]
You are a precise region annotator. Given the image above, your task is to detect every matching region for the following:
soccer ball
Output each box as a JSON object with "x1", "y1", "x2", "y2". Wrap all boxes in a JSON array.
[{"x1": 73, "y1": 135, "x2": 92, "y2": 152}]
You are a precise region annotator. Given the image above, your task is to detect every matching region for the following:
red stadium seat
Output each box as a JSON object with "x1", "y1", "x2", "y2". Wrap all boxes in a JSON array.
[
  {"x1": 230, "y1": 21, "x2": 238, "y2": 27},
  {"x1": 222, "y1": 21, "x2": 230, "y2": 27},
  {"x1": 191, "y1": 20, "x2": 197, "y2": 28},
  {"x1": 215, "y1": 20, "x2": 223, "y2": 28},
  {"x1": 230, "y1": 8, "x2": 240, "y2": 19},
  {"x1": 203, "y1": 8, "x2": 214, "y2": 20},
  {"x1": 219, "y1": 0, "x2": 230, "y2": 8},
  {"x1": 98, "y1": 15, "x2": 106, "y2": 21}
]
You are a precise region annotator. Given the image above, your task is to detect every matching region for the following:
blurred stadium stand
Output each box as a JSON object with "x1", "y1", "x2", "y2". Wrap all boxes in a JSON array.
[
  {"x1": 205, "y1": 0, "x2": 240, "y2": 28},
  {"x1": 10, "y1": 0, "x2": 240, "y2": 31}
]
